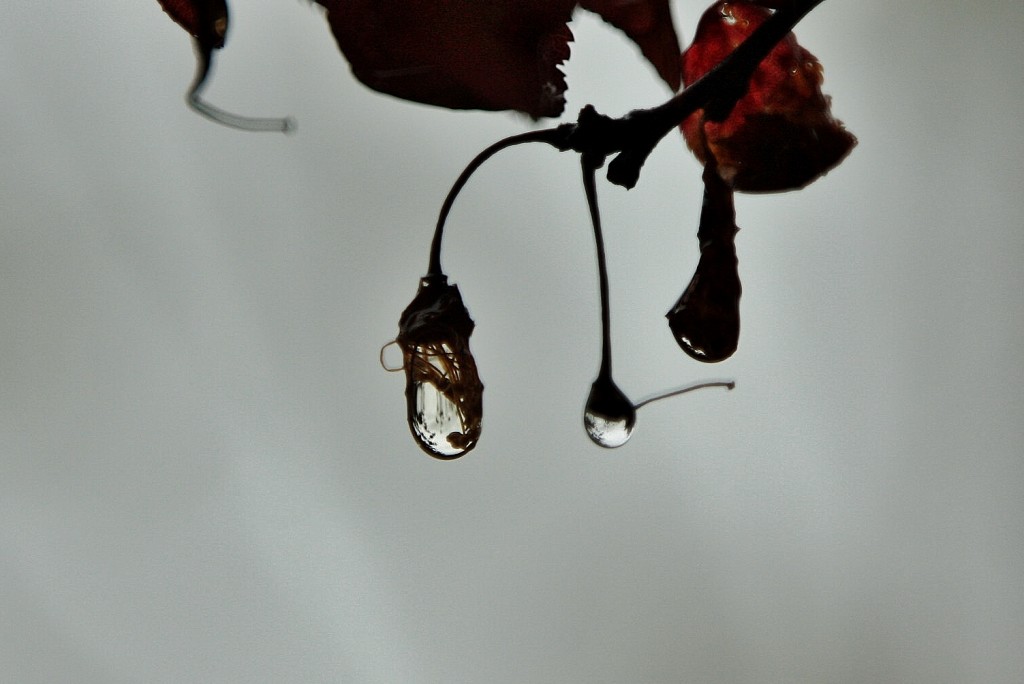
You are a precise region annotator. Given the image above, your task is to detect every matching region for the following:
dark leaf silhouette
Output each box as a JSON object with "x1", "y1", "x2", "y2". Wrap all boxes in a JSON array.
[
  {"x1": 314, "y1": 0, "x2": 680, "y2": 118},
  {"x1": 680, "y1": 0, "x2": 854, "y2": 191}
]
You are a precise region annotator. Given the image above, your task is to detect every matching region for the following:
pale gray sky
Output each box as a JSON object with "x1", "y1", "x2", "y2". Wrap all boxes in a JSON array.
[{"x1": 2, "y1": 1, "x2": 1023, "y2": 682}]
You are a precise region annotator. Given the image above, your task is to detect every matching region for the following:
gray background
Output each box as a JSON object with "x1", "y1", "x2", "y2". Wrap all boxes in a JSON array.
[{"x1": 2, "y1": 0, "x2": 1022, "y2": 681}]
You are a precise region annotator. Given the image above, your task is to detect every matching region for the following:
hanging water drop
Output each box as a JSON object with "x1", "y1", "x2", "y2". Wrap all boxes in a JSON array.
[
  {"x1": 668, "y1": 163, "x2": 741, "y2": 363},
  {"x1": 393, "y1": 275, "x2": 483, "y2": 459},
  {"x1": 583, "y1": 376, "x2": 637, "y2": 448},
  {"x1": 577, "y1": 152, "x2": 639, "y2": 449},
  {"x1": 407, "y1": 347, "x2": 480, "y2": 458},
  {"x1": 667, "y1": 235, "x2": 740, "y2": 362}
]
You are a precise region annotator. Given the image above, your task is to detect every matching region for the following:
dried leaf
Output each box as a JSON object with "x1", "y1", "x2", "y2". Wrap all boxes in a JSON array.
[
  {"x1": 315, "y1": 0, "x2": 680, "y2": 117},
  {"x1": 680, "y1": 1, "x2": 855, "y2": 192}
]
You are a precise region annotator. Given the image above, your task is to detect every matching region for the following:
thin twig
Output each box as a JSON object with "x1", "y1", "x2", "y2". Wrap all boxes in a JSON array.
[
  {"x1": 428, "y1": 1, "x2": 829, "y2": 268},
  {"x1": 633, "y1": 380, "x2": 735, "y2": 410}
]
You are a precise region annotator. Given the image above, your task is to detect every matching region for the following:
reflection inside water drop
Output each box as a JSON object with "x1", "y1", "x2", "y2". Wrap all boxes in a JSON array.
[
  {"x1": 584, "y1": 410, "x2": 634, "y2": 448},
  {"x1": 583, "y1": 377, "x2": 637, "y2": 448},
  {"x1": 405, "y1": 344, "x2": 481, "y2": 456},
  {"x1": 395, "y1": 276, "x2": 483, "y2": 459}
]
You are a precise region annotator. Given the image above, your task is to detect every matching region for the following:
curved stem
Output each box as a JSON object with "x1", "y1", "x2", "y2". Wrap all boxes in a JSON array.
[
  {"x1": 581, "y1": 154, "x2": 612, "y2": 377},
  {"x1": 188, "y1": 91, "x2": 295, "y2": 133},
  {"x1": 426, "y1": 0, "x2": 830, "y2": 269},
  {"x1": 426, "y1": 0, "x2": 830, "y2": 273},
  {"x1": 187, "y1": 46, "x2": 294, "y2": 133},
  {"x1": 633, "y1": 380, "x2": 734, "y2": 410},
  {"x1": 427, "y1": 128, "x2": 566, "y2": 277}
]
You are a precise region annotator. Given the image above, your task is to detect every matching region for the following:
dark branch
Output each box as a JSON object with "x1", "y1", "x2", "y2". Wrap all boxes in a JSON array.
[
  {"x1": 428, "y1": 128, "x2": 567, "y2": 276},
  {"x1": 512, "y1": 0, "x2": 829, "y2": 188},
  {"x1": 430, "y1": 0, "x2": 827, "y2": 269}
]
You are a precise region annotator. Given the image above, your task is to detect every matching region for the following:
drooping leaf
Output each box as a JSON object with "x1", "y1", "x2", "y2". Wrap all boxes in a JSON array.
[
  {"x1": 314, "y1": 0, "x2": 681, "y2": 118},
  {"x1": 680, "y1": 0, "x2": 855, "y2": 192},
  {"x1": 315, "y1": 0, "x2": 574, "y2": 118}
]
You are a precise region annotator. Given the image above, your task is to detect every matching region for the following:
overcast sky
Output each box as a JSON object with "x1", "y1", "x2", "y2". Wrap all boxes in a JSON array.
[{"x1": 2, "y1": 1, "x2": 1023, "y2": 682}]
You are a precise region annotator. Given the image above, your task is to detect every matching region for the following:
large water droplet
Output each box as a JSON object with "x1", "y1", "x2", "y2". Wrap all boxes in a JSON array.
[
  {"x1": 668, "y1": 162, "x2": 742, "y2": 363},
  {"x1": 583, "y1": 376, "x2": 637, "y2": 448},
  {"x1": 667, "y1": 237, "x2": 741, "y2": 363},
  {"x1": 408, "y1": 359, "x2": 480, "y2": 459},
  {"x1": 395, "y1": 276, "x2": 483, "y2": 459}
]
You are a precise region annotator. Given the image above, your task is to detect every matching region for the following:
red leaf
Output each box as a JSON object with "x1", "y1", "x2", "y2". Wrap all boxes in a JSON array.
[
  {"x1": 158, "y1": 0, "x2": 227, "y2": 50},
  {"x1": 315, "y1": 0, "x2": 681, "y2": 118},
  {"x1": 680, "y1": 1, "x2": 855, "y2": 192},
  {"x1": 316, "y1": 0, "x2": 575, "y2": 118}
]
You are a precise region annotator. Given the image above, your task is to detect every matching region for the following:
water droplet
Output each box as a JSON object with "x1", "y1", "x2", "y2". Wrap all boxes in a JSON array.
[
  {"x1": 584, "y1": 376, "x2": 637, "y2": 448},
  {"x1": 395, "y1": 276, "x2": 483, "y2": 459},
  {"x1": 668, "y1": 165, "x2": 741, "y2": 363},
  {"x1": 408, "y1": 362, "x2": 480, "y2": 459},
  {"x1": 667, "y1": 237, "x2": 741, "y2": 362}
]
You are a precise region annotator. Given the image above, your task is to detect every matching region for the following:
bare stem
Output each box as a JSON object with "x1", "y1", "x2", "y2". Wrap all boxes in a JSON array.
[
  {"x1": 580, "y1": 154, "x2": 613, "y2": 377},
  {"x1": 633, "y1": 380, "x2": 735, "y2": 410},
  {"x1": 427, "y1": 128, "x2": 569, "y2": 276},
  {"x1": 427, "y1": 0, "x2": 829, "y2": 270},
  {"x1": 187, "y1": 47, "x2": 294, "y2": 133}
]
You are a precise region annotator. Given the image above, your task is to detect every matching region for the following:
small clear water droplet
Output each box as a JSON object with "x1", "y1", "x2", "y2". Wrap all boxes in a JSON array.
[{"x1": 584, "y1": 377, "x2": 637, "y2": 448}]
